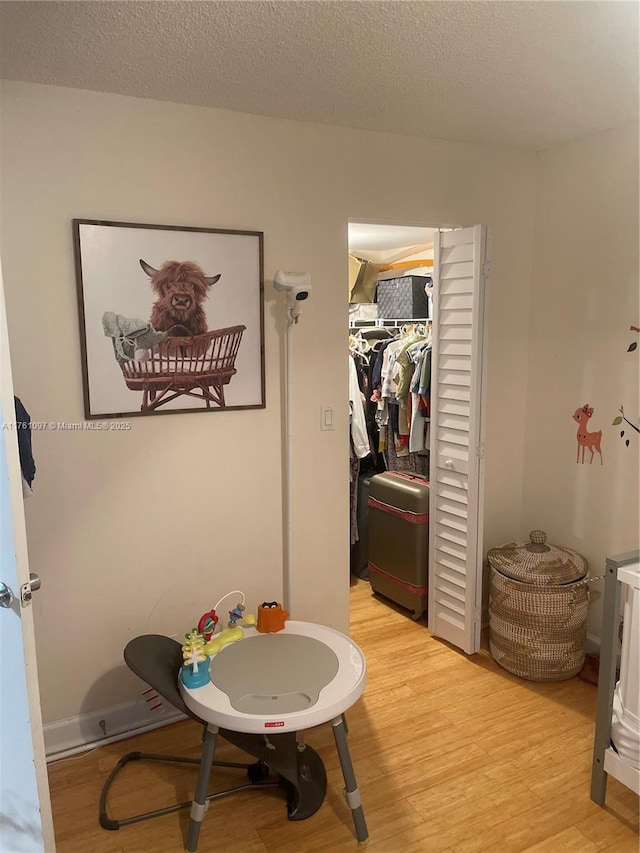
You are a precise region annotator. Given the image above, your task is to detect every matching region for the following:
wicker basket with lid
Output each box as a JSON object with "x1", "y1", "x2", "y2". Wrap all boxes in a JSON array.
[{"x1": 488, "y1": 530, "x2": 589, "y2": 682}]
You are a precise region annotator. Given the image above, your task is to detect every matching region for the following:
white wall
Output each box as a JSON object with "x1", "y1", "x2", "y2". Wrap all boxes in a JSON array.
[
  {"x1": 0, "y1": 81, "x2": 536, "y2": 726},
  {"x1": 523, "y1": 122, "x2": 639, "y2": 638}
]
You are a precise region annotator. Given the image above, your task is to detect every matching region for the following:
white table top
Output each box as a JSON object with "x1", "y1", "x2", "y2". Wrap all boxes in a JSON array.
[{"x1": 179, "y1": 620, "x2": 367, "y2": 734}]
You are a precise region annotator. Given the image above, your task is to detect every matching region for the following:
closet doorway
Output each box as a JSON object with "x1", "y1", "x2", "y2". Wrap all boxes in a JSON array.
[{"x1": 348, "y1": 221, "x2": 491, "y2": 656}]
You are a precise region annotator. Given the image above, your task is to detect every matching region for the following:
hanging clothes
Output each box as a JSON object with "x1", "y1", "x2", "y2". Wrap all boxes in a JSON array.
[
  {"x1": 348, "y1": 351, "x2": 371, "y2": 547},
  {"x1": 349, "y1": 355, "x2": 370, "y2": 461},
  {"x1": 409, "y1": 341, "x2": 431, "y2": 452},
  {"x1": 368, "y1": 324, "x2": 431, "y2": 476},
  {"x1": 350, "y1": 331, "x2": 391, "y2": 476},
  {"x1": 14, "y1": 397, "x2": 36, "y2": 494}
]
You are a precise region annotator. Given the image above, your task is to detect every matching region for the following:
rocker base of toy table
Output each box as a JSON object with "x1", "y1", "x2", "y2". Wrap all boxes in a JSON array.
[
  {"x1": 220, "y1": 728, "x2": 328, "y2": 821},
  {"x1": 98, "y1": 734, "x2": 327, "y2": 834}
]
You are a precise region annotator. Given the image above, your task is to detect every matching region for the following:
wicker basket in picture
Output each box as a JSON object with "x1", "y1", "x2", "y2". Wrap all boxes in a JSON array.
[
  {"x1": 120, "y1": 325, "x2": 245, "y2": 412},
  {"x1": 488, "y1": 530, "x2": 589, "y2": 682}
]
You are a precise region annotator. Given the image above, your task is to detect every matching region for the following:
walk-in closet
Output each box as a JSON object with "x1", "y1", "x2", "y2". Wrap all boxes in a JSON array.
[
  {"x1": 347, "y1": 221, "x2": 491, "y2": 656},
  {"x1": 348, "y1": 221, "x2": 434, "y2": 599}
]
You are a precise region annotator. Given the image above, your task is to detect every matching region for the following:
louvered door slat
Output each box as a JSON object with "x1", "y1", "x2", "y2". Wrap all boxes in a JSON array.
[
  {"x1": 439, "y1": 399, "x2": 471, "y2": 417},
  {"x1": 440, "y1": 278, "x2": 474, "y2": 297},
  {"x1": 433, "y1": 608, "x2": 465, "y2": 631},
  {"x1": 434, "y1": 586, "x2": 466, "y2": 612},
  {"x1": 441, "y1": 293, "x2": 474, "y2": 312},
  {"x1": 440, "y1": 325, "x2": 472, "y2": 341},
  {"x1": 440, "y1": 260, "x2": 474, "y2": 280},
  {"x1": 438, "y1": 412, "x2": 470, "y2": 432},
  {"x1": 435, "y1": 539, "x2": 467, "y2": 562},
  {"x1": 435, "y1": 537, "x2": 467, "y2": 559},
  {"x1": 442, "y1": 228, "x2": 474, "y2": 247},
  {"x1": 437, "y1": 527, "x2": 467, "y2": 548},
  {"x1": 439, "y1": 355, "x2": 472, "y2": 372},
  {"x1": 437, "y1": 428, "x2": 470, "y2": 447},
  {"x1": 436, "y1": 564, "x2": 467, "y2": 586},
  {"x1": 435, "y1": 555, "x2": 468, "y2": 579},
  {"x1": 437, "y1": 484, "x2": 468, "y2": 505},
  {"x1": 439, "y1": 341, "x2": 472, "y2": 357},
  {"x1": 435, "y1": 470, "x2": 468, "y2": 490},
  {"x1": 438, "y1": 384, "x2": 471, "y2": 403},
  {"x1": 439, "y1": 512, "x2": 468, "y2": 534},
  {"x1": 437, "y1": 499, "x2": 468, "y2": 520},
  {"x1": 441, "y1": 308, "x2": 473, "y2": 325},
  {"x1": 440, "y1": 243, "x2": 474, "y2": 263},
  {"x1": 438, "y1": 370, "x2": 471, "y2": 387}
]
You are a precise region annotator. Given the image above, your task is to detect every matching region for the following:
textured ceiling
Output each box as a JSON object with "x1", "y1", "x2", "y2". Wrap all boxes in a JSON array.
[{"x1": 0, "y1": 1, "x2": 637, "y2": 150}]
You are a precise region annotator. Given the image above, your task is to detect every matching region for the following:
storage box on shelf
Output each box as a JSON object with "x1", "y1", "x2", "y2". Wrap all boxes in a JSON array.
[{"x1": 376, "y1": 275, "x2": 431, "y2": 319}]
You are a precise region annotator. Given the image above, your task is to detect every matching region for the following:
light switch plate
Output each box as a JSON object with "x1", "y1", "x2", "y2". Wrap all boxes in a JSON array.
[{"x1": 320, "y1": 406, "x2": 334, "y2": 431}]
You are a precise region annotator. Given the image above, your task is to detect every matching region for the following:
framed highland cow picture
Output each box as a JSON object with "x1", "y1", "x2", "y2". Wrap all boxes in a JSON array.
[{"x1": 73, "y1": 219, "x2": 265, "y2": 418}]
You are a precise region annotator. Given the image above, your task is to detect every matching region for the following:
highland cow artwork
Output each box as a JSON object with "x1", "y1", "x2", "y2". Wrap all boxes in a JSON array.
[
  {"x1": 140, "y1": 259, "x2": 221, "y2": 338},
  {"x1": 73, "y1": 220, "x2": 264, "y2": 418}
]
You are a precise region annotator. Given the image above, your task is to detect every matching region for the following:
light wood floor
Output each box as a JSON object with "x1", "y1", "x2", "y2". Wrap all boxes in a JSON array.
[{"x1": 47, "y1": 579, "x2": 639, "y2": 853}]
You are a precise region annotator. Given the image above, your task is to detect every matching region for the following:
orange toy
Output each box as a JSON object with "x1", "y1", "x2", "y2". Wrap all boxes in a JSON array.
[{"x1": 256, "y1": 601, "x2": 289, "y2": 633}]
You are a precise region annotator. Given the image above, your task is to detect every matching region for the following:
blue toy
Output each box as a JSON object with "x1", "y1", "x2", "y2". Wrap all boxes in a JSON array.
[
  {"x1": 180, "y1": 629, "x2": 211, "y2": 688},
  {"x1": 228, "y1": 603, "x2": 245, "y2": 626}
]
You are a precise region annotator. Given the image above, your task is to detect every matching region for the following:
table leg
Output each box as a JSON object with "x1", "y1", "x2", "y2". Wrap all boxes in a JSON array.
[
  {"x1": 185, "y1": 723, "x2": 219, "y2": 853},
  {"x1": 331, "y1": 716, "x2": 369, "y2": 845}
]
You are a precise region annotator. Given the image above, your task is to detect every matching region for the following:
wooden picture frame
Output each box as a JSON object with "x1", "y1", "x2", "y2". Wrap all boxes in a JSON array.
[{"x1": 73, "y1": 219, "x2": 265, "y2": 418}]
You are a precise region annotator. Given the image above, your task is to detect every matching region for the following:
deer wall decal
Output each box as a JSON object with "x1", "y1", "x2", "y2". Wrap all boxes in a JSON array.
[{"x1": 573, "y1": 404, "x2": 603, "y2": 465}]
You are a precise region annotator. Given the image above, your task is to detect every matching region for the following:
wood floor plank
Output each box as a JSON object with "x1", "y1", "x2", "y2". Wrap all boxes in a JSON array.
[
  {"x1": 600, "y1": 839, "x2": 640, "y2": 853},
  {"x1": 519, "y1": 825, "x2": 600, "y2": 852},
  {"x1": 469, "y1": 795, "x2": 597, "y2": 853}
]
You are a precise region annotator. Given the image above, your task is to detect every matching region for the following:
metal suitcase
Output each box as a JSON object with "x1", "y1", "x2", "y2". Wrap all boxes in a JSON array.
[{"x1": 367, "y1": 471, "x2": 429, "y2": 619}]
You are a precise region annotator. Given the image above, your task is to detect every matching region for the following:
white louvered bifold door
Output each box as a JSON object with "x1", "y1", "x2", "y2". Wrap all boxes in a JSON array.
[{"x1": 428, "y1": 225, "x2": 490, "y2": 654}]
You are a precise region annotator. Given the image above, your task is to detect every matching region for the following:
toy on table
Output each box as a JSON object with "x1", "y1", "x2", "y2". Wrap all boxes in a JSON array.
[
  {"x1": 180, "y1": 629, "x2": 211, "y2": 689},
  {"x1": 179, "y1": 590, "x2": 260, "y2": 688},
  {"x1": 197, "y1": 609, "x2": 219, "y2": 642},
  {"x1": 228, "y1": 604, "x2": 246, "y2": 625},
  {"x1": 256, "y1": 601, "x2": 289, "y2": 634},
  {"x1": 205, "y1": 594, "x2": 257, "y2": 654},
  {"x1": 204, "y1": 623, "x2": 245, "y2": 656}
]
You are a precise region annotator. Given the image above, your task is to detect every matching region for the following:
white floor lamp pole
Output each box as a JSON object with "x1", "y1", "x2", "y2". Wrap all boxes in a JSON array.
[{"x1": 273, "y1": 272, "x2": 312, "y2": 613}]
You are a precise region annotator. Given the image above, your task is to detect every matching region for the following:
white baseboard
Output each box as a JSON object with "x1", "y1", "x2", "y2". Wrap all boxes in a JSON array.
[
  {"x1": 44, "y1": 697, "x2": 186, "y2": 762},
  {"x1": 586, "y1": 632, "x2": 602, "y2": 653}
]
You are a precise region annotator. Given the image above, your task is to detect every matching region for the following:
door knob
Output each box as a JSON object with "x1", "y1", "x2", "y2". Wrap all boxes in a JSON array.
[
  {"x1": 444, "y1": 460, "x2": 454, "y2": 469},
  {"x1": 0, "y1": 582, "x2": 14, "y2": 609}
]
